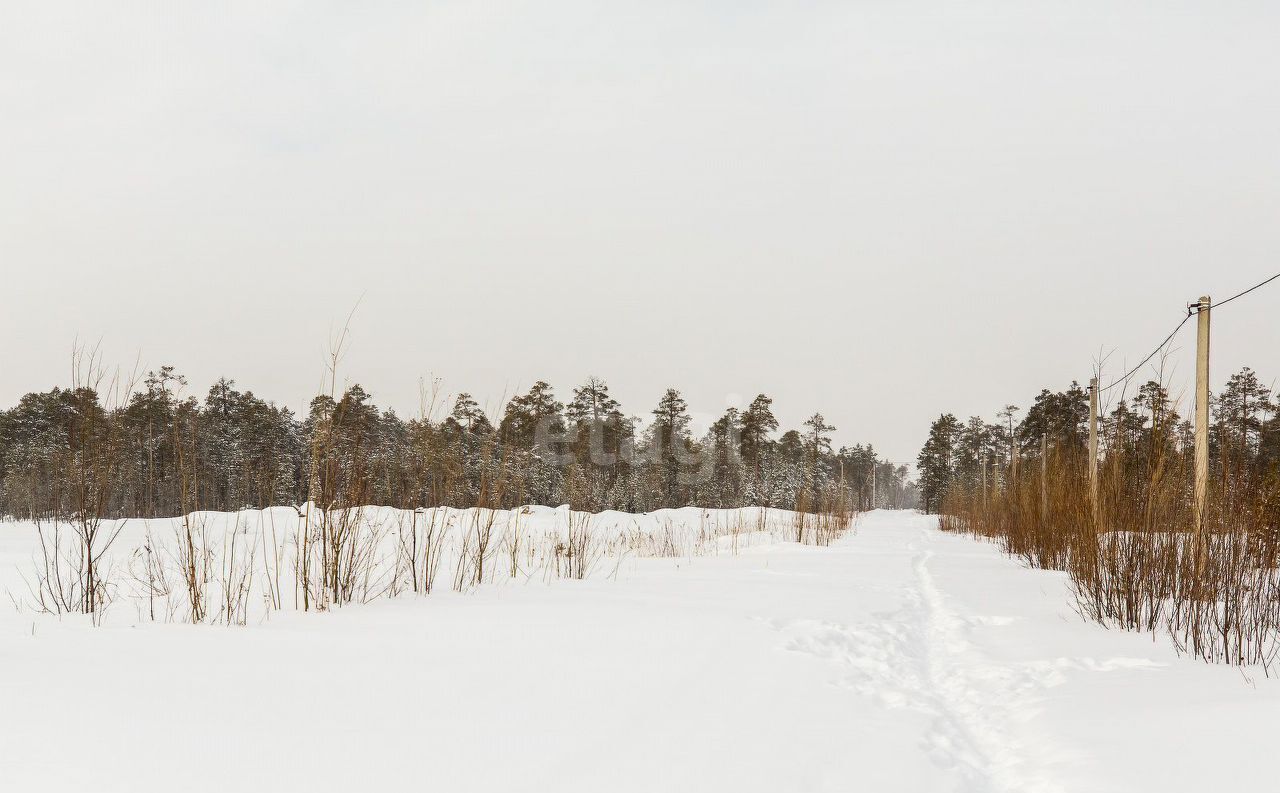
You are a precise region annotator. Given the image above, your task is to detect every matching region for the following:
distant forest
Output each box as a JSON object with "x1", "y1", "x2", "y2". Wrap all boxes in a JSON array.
[
  {"x1": 916, "y1": 366, "x2": 1280, "y2": 518},
  {"x1": 0, "y1": 365, "x2": 916, "y2": 520}
]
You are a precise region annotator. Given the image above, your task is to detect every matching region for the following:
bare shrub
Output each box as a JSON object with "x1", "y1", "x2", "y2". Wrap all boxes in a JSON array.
[
  {"x1": 555, "y1": 510, "x2": 602, "y2": 580},
  {"x1": 216, "y1": 514, "x2": 257, "y2": 625},
  {"x1": 470, "y1": 508, "x2": 499, "y2": 586},
  {"x1": 940, "y1": 384, "x2": 1280, "y2": 671},
  {"x1": 505, "y1": 508, "x2": 527, "y2": 578},
  {"x1": 452, "y1": 518, "x2": 474, "y2": 592},
  {"x1": 420, "y1": 508, "x2": 449, "y2": 594},
  {"x1": 260, "y1": 510, "x2": 285, "y2": 612},
  {"x1": 173, "y1": 513, "x2": 212, "y2": 623},
  {"x1": 25, "y1": 346, "x2": 135, "y2": 622},
  {"x1": 126, "y1": 528, "x2": 175, "y2": 622}
]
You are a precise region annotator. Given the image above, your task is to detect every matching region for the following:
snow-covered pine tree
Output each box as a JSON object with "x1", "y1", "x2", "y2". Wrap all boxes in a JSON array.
[
  {"x1": 917, "y1": 413, "x2": 961, "y2": 513},
  {"x1": 649, "y1": 388, "x2": 693, "y2": 505}
]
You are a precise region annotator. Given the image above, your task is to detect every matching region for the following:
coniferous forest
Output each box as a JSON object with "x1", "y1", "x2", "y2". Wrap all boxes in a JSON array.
[
  {"x1": 915, "y1": 367, "x2": 1280, "y2": 519},
  {"x1": 0, "y1": 365, "x2": 916, "y2": 521}
]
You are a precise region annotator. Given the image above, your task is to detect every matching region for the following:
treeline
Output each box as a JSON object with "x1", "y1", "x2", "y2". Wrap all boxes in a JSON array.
[
  {"x1": 916, "y1": 367, "x2": 1280, "y2": 519},
  {"x1": 0, "y1": 367, "x2": 916, "y2": 520},
  {"x1": 916, "y1": 366, "x2": 1280, "y2": 667}
]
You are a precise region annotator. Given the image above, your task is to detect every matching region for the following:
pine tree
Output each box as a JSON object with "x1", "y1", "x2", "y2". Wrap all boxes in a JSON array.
[
  {"x1": 444, "y1": 393, "x2": 492, "y2": 436},
  {"x1": 499, "y1": 381, "x2": 564, "y2": 459},
  {"x1": 953, "y1": 416, "x2": 992, "y2": 490},
  {"x1": 650, "y1": 388, "x2": 692, "y2": 504},
  {"x1": 1217, "y1": 367, "x2": 1272, "y2": 458},
  {"x1": 917, "y1": 413, "x2": 961, "y2": 513},
  {"x1": 201, "y1": 378, "x2": 244, "y2": 509},
  {"x1": 802, "y1": 413, "x2": 835, "y2": 458},
  {"x1": 124, "y1": 365, "x2": 188, "y2": 517},
  {"x1": 739, "y1": 394, "x2": 778, "y2": 469},
  {"x1": 1017, "y1": 383, "x2": 1088, "y2": 453},
  {"x1": 704, "y1": 407, "x2": 743, "y2": 507},
  {"x1": 562, "y1": 377, "x2": 636, "y2": 505},
  {"x1": 994, "y1": 404, "x2": 1019, "y2": 473},
  {"x1": 565, "y1": 376, "x2": 620, "y2": 426}
]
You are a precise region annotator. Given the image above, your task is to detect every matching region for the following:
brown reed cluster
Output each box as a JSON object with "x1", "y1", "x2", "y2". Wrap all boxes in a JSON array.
[{"x1": 939, "y1": 384, "x2": 1280, "y2": 671}]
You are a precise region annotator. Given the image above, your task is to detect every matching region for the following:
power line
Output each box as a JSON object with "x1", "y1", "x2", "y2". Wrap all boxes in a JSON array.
[
  {"x1": 1098, "y1": 313, "x2": 1192, "y2": 394},
  {"x1": 1096, "y1": 270, "x2": 1280, "y2": 395},
  {"x1": 1214, "y1": 270, "x2": 1280, "y2": 309}
]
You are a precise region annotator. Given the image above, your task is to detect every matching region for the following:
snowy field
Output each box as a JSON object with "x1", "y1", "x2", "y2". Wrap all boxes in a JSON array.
[{"x1": 3, "y1": 509, "x2": 1278, "y2": 792}]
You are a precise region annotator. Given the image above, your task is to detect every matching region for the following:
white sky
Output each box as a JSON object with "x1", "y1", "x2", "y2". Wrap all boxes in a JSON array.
[{"x1": 2, "y1": 1, "x2": 1278, "y2": 466}]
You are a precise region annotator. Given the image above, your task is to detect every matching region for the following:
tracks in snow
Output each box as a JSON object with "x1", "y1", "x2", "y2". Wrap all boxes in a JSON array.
[
  {"x1": 780, "y1": 521, "x2": 1160, "y2": 792},
  {"x1": 905, "y1": 537, "x2": 1049, "y2": 792}
]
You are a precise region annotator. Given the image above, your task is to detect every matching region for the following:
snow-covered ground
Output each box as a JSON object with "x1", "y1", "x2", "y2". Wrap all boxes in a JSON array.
[{"x1": 3, "y1": 509, "x2": 1277, "y2": 792}]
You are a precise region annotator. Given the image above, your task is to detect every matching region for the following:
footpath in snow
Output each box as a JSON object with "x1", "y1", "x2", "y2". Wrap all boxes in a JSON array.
[{"x1": 3, "y1": 509, "x2": 1277, "y2": 792}]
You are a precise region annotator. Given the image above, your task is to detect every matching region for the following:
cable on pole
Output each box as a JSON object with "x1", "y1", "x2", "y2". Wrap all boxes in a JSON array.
[
  {"x1": 1094, "y1": 270, "x2": 1280, "y2": 395},
  {"x1": 1213, "y1": 270, "x2": 1280, "y2": 310},
  {"x1": 1097, "y1": 313, "x2": 1193, "y2": 394}
]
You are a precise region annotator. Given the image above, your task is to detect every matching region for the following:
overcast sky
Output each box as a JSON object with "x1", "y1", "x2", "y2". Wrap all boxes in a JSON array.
[{"x1": 2, "y1": 1, "x2": 1278, "y2": 466}]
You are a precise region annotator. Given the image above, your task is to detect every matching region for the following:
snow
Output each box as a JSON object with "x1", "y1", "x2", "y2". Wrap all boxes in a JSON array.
[{"x1": 2, "y1": 509, "x2": 1277, "y2": 792}]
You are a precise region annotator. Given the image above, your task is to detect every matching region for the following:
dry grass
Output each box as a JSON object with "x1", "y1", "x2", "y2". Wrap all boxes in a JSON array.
[
  {"x1": 941, "y1": 430, "x2": 1280, "y2": 671},
  {"x1": 17, "y1": 502, "x2": 857, "y2": 626}
]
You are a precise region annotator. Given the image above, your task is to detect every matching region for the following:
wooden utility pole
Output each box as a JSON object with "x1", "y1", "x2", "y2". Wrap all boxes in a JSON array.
[
  {"x1": 1008, "y1": 414, "x2": 1018, "y2": 483},
  {"x1": 1194, "y1": 295, "x2": 1211, "y2": 532},
  {"x1": 981, "y1": 452, "x2": 987, "y2": 507},
  {"x1": 1088, "y1": 377, "x2": 1099, "y2": 517},
  {"x1": 871, "y1": 463, "x2": 876, "y2": 511},
  {"x1": 839, "y1": 459, "x2": 845, "y2": 507},
  {"x1": 1040, "y1": 433, "x2": 1049, "y2": 522}
]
